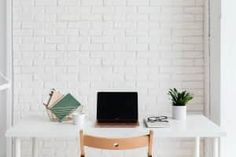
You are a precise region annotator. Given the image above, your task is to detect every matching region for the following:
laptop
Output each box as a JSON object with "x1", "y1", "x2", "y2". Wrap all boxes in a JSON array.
[{"x1": 96, "y1": 92, "x2": 138, "y2": 124}]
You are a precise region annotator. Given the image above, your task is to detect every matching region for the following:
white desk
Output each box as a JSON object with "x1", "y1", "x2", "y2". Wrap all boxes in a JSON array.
[{"x1": 5, "y1": 114, "x2": 225, "y2": 157}]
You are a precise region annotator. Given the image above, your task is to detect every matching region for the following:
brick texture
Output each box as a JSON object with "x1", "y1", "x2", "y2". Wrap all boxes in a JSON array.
[{"x1": 13, "y1": 0, "x2": 206, "y2": 156}]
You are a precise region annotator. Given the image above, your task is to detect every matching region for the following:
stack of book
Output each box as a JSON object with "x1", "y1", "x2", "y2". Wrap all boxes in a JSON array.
[{"x1": 44, "y1": 89, "x2": 81, "y2": 122}]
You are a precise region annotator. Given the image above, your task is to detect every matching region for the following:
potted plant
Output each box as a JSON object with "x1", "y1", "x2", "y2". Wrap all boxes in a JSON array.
[{"x1": 168, "y1": 88, "x2": 193, "y2": 120}]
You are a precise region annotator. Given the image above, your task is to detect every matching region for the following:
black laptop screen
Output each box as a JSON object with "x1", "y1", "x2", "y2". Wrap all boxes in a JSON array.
[{"x1": 97, "y1": 92, "x2": 138, "y2": 123}]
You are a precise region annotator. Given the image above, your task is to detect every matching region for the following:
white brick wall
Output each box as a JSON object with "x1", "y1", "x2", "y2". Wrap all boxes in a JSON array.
[{"x1": 13, "y1": 0, "x2": 206, "y2": 156}]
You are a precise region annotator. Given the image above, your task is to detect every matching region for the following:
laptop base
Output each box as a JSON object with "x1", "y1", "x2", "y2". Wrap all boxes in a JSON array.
[{"x1": 95, "y1": 122, "x2": 139, "y2": 128}]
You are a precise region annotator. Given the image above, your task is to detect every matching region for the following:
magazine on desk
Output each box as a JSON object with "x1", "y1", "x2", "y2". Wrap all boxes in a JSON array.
[{"x1": 144, "y1": 116, "x2": 170, "y2": 128}]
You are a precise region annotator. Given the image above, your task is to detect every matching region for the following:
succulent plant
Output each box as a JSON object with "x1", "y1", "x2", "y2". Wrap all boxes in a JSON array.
[{"x1": 168, "y1": 88, "x2": 193, "y2": 106}]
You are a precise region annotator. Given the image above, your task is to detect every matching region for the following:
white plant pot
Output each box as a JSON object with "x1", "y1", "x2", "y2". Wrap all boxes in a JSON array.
[{"x1": 172, "y1": 106, "x2": 187, "y2": 120}]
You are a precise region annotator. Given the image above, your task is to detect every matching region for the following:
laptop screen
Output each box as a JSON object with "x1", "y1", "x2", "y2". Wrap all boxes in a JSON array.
[{"x1": 97, "y1": 92, "x2": 138, "y2": 123}]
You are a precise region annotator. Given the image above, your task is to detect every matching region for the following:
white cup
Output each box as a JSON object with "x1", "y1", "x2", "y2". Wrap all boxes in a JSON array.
[{"x1": 72, "y1": 113, "x2": 85, "y2": 128}]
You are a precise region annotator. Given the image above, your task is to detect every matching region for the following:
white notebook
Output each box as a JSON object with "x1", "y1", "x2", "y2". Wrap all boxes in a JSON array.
[{"x1": 144, "y1": 118, "x2": 170, "y2": 128}]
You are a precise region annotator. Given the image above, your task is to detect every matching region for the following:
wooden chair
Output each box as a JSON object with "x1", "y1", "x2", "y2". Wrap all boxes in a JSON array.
[{"x1": 79, "y1": 130, "x2": 153, "y2": 157}]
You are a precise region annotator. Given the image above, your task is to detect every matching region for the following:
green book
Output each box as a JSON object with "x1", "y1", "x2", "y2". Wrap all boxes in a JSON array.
[{"x1": 50, "y1": 93, "x2": 81, "y2": 122}]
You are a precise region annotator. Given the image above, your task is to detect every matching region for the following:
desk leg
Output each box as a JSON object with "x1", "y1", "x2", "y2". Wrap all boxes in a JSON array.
[
  {"x1": 15, "y1": 138, "x2": 21, "y2": 157},
  {"x1": 32, "y1": 138, "x2": 38, "y2": 157},
  {"x1": 194, "y1": 137, "x2": 200, "y2": 157},
  {"x1": 213, "y1": 138, "x2": 219, "y2": 157}
]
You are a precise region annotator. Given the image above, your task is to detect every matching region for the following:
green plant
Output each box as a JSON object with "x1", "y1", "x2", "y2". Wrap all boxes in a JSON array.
[{"x1": 168, "y1": 88, "x2": 193, "y2": 106}]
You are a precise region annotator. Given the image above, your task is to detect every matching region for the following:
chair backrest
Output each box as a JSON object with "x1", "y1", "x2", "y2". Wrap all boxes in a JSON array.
[{"x1": 79, "y1": 130, "x2": 153, "y2": 157}]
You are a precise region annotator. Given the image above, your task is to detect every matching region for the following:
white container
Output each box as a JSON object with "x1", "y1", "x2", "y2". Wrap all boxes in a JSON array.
[
  {"x1": 172, "y1": 106, "x2": 187, "y2": 120},
  {"x1": 72, "y1": 113, "x2": 86, "y2": 128}
]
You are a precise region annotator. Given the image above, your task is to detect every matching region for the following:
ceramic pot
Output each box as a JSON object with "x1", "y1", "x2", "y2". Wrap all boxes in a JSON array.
[{"x1": 172, "y1": 106, "x2": 186, "y2": 120}]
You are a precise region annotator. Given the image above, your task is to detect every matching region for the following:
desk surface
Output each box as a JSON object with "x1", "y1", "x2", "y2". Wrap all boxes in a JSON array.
[{"x1": 5, "y1": 114, "x2": 225, "y2": 138}]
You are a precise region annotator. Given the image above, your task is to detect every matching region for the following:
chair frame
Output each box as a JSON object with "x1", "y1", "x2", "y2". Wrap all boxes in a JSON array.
[{"x1": 80, "y1": 130, "x2": 153, "y2": 157}]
